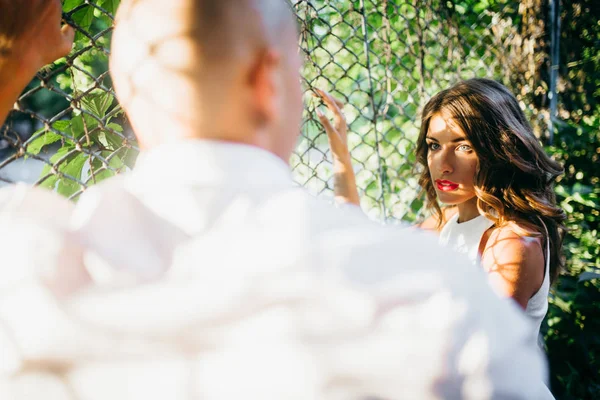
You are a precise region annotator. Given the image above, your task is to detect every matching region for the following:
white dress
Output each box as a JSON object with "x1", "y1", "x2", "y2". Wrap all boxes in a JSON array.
[{"x1": 439, "y1": 212, "x2": 551, "y2": 342}]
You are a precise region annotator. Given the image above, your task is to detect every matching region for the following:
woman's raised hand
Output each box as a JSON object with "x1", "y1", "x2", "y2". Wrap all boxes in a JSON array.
[
  {"x1": 314, "y1": 89, "x2": 361, "y2": 206},
  {"x1": 315, "y1": 89, "x2": 351, "y2": 164}
]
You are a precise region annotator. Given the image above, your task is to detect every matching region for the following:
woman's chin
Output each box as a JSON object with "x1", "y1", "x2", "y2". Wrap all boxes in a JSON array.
[{"x1": 436, "y1": 191, "x2": 473, "y2": 206}]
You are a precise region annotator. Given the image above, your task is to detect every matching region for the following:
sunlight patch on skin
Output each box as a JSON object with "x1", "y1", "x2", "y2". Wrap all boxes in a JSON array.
[{"x1": 428, "y1": 111, "x2": 468, "y2": 141}]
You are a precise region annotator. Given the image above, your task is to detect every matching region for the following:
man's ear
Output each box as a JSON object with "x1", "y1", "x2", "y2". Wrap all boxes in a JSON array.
[{"x1": 248, "y1": 49, "x2": 281, "y2": 126}]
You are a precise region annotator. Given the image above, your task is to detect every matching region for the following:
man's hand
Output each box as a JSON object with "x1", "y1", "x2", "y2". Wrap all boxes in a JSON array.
[{"x1": 0, "y1": 0, "x2": 74, "y2": 124}]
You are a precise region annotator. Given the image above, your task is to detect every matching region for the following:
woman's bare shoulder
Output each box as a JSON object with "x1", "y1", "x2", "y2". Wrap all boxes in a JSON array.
[
  {"x1": 482, "y1": 221, "x2": 545, "y2": 265},
  {"x1": 480, "y1": 222, "x2": 545, "y2": 307}
]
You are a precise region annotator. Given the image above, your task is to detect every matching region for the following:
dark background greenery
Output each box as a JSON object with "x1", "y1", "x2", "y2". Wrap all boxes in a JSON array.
[{"x1": 542, "y1": 0, "x2": 600, "y2": 397}]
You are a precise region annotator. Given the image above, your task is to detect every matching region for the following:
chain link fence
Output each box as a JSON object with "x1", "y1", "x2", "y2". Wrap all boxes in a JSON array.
[
  {"x1": 0, "y1": 0, "x2": 134, "y2": 200},
  {"x1": 0, "y1": 0, "x2": 551, "y2": 222}
]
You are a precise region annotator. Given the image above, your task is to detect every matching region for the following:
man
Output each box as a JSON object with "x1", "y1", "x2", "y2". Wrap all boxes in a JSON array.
[{"x1": 0, "y1": 1, "x2": 549, "y2": 399}]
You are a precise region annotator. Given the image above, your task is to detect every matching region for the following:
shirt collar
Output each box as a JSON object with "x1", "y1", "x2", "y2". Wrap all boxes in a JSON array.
[{"x1": 130, "y1": 139, "x2": 297, "y2": 189}]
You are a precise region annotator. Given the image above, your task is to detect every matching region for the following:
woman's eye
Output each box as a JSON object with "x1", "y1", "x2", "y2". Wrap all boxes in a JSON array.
[
  {"x1": 428, "y1": 142, "x2": 440, "y2": 150},
  {"x1": 457, "y1": 144, "x2": 472, "y2": 152}
]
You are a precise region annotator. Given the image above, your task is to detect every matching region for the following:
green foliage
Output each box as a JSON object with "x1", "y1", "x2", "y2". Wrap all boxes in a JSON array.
[
  {"x1": 545, "y1": 275, "x2": 600, "y2": 399},
  {"x1": 542, "y1": 1, "x2": 600, "y2": 396},
  {"x1": 30, "y1": 89, "x2": 132, "y2": 198},
  {"x1": 545, "y1": 113, "x2": 600, "y2": 399},
  {"x1": 20, "y1": 0, "x2": 134, "y2": 199},
  {"x1": 293, "y1": 0, "x2": 543, "y2": 221}
]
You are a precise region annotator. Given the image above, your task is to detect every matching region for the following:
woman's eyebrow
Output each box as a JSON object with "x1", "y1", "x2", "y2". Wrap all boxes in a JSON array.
[{"x1": 425, "y1": 136, "x2": 468, "y2": 143}]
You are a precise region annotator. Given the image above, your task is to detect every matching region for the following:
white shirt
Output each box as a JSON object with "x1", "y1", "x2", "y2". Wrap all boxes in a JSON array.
[{"x1": 0, "y1": 140, "x2": 550, "y2": 399}]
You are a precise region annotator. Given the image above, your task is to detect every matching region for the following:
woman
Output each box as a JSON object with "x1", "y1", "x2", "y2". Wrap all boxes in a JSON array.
[{"x1": 316, "y1": 78, "x2": 566, "y2": 338}]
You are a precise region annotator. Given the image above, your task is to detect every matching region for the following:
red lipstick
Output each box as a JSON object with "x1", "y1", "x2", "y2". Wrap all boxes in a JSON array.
[{"x1": 436, "y1": 179, "x2": 459, "y2": 192}]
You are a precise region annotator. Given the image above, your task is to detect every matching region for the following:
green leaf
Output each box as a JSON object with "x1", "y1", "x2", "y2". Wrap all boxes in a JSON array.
[
  {"x1": 104, "y1": 130, "x2": 125, "y2": 150},
  {"x1": 26, "y1": 120, "x2": 74, "y2": 155},
  {"x1": 27, "y1": 132, "x2": 64, "y2": 155},
  {"x1": 81, "y1": 92, "x2": 115, "y2": 118},
  {"x1": 63, "y1": 0, "x2": 84, "y2": 12},
  {"x1": 122, "y1": 148, "x2": 140, "y2": 169},
  {"x1": 91, "y1": 169, "x2": 116, "y2": 184},
  {"x1": 108, "y1": 106, "x2": 125, "y2": 120},
  {"x1": 98, "y1": 0, "x2": 120, "y2": 14},
  {"x1": 57, "y1": 179, "x2": 82, "y2": 198},
  {"x1": 49, "y1": 146, "x2": 74, "y2": 165},
  {"x1": 83, "y1": 114, "x2": 101, "y2": 134},
  {"x1": 99, "y1": 122, "x2": 125, "y2": 151},
  {"x1": 549, "y1": 293, "x2": 572, "y2": 313},
  {"x1": 52, "y1": 120, "x2": 73, "y2": 131},
  {"x1": 57, "y1": 153, "x2": 88, "y2": 197},
  {"x1": 69, "y1": 115, "x2": 85, "y2": 138},
  {"x1": 454, "y1": 4, "x2": 467, "y2": 14},
  {"x1": 472, "y1": 0, "x2": 491, "y2": 14},
  {"x1": 38, "y1": 146, "x2": 74, "y2": 190},
  {"x1": 39, "y1": 162, "x2": 53, "y2": 181},
  {"x1": 563, "y1": 202, "x2": 574, "y2": 214},
  {"x1": 106, "y1": 122, "x2": 123, "y2": 133},
  {"x1": 572, "y1": 193, "x2": 598, "y2": 208},
  {"x1": 97, "y1": 132, "x2": 110, "y2": 149},
  {"x1": 72, "y1": 5, "x2": 95, "y2": 41},
  {"x1": 60, "y1": 153, "x2": 87, "y2": 178},
  {"x1": 38, "y1": 175, "x2": 59, "y2": 190},
  {"x1": 86, "y1": 152, "x2": 126, "y2": 185},
  {"x1": 69, "y1": 114, "x2": 99, "y2": 139},
  {"x1": 410, "y1": 198, "x2": 424, "y2": 213},
  {"x1": 98, "y1": 152, "x2": 126, "y2": 172}
]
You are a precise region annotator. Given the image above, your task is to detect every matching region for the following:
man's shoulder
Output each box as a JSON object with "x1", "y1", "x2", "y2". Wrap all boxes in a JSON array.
[
  {"x1": 263, "y1": 187, "x2": 383, "y2": 231},
  {"x1": 70, "y1": 175, "x2": 190, "y2": 280}
]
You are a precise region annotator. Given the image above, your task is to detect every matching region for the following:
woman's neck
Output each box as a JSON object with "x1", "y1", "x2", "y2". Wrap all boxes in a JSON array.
[{"x1": 456, "y1": 197, "x2": 480, "y2": 223}]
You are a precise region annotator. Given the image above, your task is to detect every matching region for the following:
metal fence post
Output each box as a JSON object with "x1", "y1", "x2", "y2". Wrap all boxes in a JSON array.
[{"x1": 548, "y1": 0, "x2": 561, "y2": 145}]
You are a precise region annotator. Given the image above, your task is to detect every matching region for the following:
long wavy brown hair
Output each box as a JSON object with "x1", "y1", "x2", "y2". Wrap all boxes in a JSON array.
[{"x1": 416, "y1": 78, "x2": 567, "y2": 283}]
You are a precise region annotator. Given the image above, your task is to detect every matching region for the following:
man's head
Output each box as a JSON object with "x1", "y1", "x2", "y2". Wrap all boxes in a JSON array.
[{"x1": 110, "y1": 0, "x2": 303, "y2": 161}]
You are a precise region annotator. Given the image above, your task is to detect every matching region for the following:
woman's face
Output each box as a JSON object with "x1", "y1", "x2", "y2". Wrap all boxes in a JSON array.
[{"x1": 426, "y1": 113, "x2": 479, "y2": 205}]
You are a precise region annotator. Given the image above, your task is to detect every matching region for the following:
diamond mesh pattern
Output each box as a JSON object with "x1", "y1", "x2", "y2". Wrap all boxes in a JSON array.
[{"x1": 0, "y1": 0, "x2": 547, "y2": 222}]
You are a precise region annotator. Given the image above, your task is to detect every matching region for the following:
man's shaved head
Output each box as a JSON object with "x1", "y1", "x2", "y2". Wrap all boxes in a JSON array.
[
  {"x1": 111, "y1": 0, "x2": 303, "y2": 159},
  {"x1": 190, "y1": 0, "x2": 297, "y2": 65}
]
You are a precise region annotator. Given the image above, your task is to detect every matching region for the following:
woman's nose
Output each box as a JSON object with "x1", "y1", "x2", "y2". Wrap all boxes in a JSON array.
[{"x1": 437, "y1": 150, "x2": 454, "y2": 175}]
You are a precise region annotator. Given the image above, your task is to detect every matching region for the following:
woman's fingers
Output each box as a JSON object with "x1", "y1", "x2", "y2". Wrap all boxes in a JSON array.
[
  {"x1": 314, "y1": 88, "x2": 352, "y2": 160},
  {"x1": 316, "y1": 108, "x2": 339, "y2": 141},
  {"x1": 317, "y1": 108, "x2": 342, "y2": 147},
  {"x1": 315, "y1": 89, "x2": 347, "y2": 136},
  {"x1": 331, "y1": 95, "x2": 344, "y2": 108},
  {"x1": 316, "y1": 89, "x2": 343, "y2": 115},
  {"x1": 317, "y1": 107, "x2": 350, "y2": 160}
]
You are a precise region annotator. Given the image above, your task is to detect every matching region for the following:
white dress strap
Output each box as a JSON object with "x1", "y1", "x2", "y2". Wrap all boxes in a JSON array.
[
  {"x1": 525, "y1": 217, "x2": 552, "y2": 348},
  {"x1": 537, "y1": 216, "x2": 551, "y2": 278}
]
